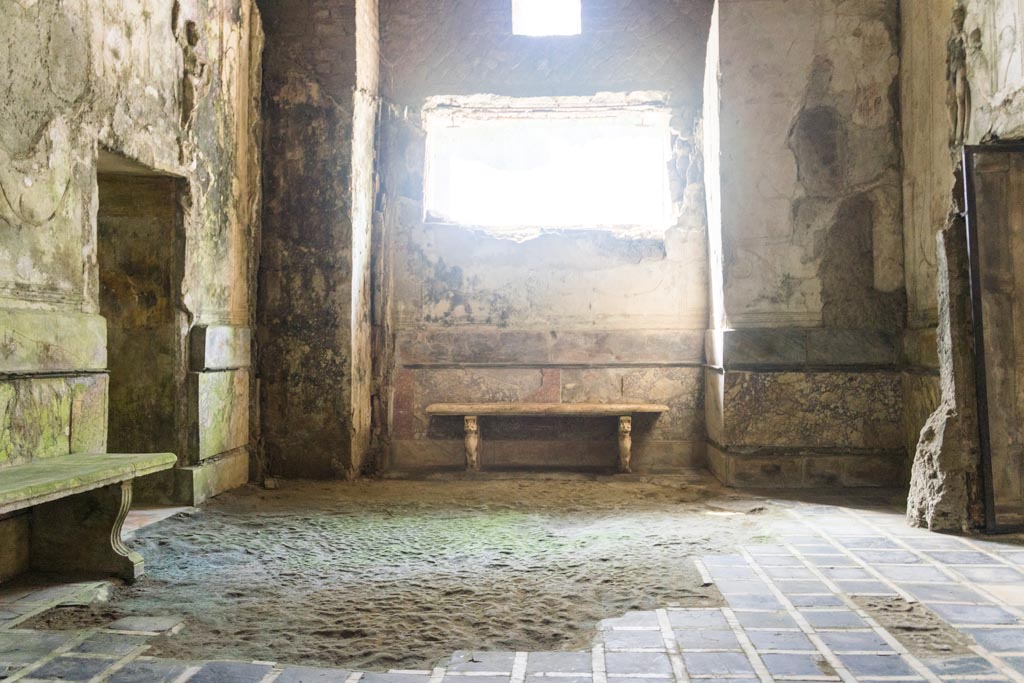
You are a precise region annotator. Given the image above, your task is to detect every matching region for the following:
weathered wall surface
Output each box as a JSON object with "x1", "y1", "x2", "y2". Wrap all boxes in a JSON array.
[
  {"x1": 377, "y1": 0, "x2": 714, "y2": 472},
  {"x1": 380, "y1": 0, "x2": 712, "y2": 110},
  {"x1": 712, "y1": 0, "x2": 903, "y2": 329},
  {"x1": 704, "y1": 0, "x2": 907, "y2": 487},
  {"x1": 0, "y1": 0, "x2": 262, "y2": 570},
  {"x1": 257, "y1": 0, "x2": 379, "y2": 478},
  {"x1": 902, "y1": 0, "x2": 1024, "y2": 529}
]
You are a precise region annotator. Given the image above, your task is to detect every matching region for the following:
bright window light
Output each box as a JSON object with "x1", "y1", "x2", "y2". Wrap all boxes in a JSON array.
[
  {"x1": 512, "y1": 0, "x2": 582, "y2": 36},
  {"x1": 424, "y1": 101, "x2": 673, "y2": 235}
]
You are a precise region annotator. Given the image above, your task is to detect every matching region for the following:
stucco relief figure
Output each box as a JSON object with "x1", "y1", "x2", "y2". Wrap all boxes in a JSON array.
[
  {"x1": 174, "y1": 9, "x2": 210, "y2": 129},
  {"x1": 618, "y1": 416, "x2": 632, "y2": 474},
  {"x1": 949, "y1": 6, "x2": 971, "y2": 147},
  {"x1": 464, "y1": 416, "x2": 480, "y2": 471}
]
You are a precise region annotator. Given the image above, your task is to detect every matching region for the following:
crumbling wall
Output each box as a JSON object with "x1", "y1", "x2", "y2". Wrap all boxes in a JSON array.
[
  {"x1": 711, "y1": 0, "x2": 903, "y2": 329},
  {"x1": 703, "y1": 0, "x2": 907, "y2": 487},
  {"x1": 0, "y1": 0, "x2": 262, "y2": 574},
  {"x1": 902, "y1": 0, "x2": 1024, "y2": 529},
  {"x1": 377, "y1": 0, "x2": 714, "y2": 472},
  {"x1": 257, "y1": 0, "x2": 379, "y2": 478}
]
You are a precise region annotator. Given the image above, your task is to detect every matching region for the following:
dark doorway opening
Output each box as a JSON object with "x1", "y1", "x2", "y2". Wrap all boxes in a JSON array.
[
  {"x1": 963, "y1": 143, "x2": 1024, "y2": 532},
  {"x1": 96, "y1": 150, "x2": 187, "y2": 459}
]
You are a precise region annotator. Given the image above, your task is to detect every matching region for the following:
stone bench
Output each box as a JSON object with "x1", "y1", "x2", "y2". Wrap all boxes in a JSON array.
[
  {"x1": 0, "y1": 452, "x2": 177, "y2": 582},
  {"x1": 425, "y1": 403, "x2": 669, "y2": 473}
]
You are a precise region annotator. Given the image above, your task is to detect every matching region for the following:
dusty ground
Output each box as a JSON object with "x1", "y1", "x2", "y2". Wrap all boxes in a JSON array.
[{"x1": 30, "y1": 475, "x2": 785, "y2": 670}]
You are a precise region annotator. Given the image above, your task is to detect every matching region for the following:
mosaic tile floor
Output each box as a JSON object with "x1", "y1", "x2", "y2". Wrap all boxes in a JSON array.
[{"x1": 1, "y1": 502, "x2": 1022, "y2": 683}]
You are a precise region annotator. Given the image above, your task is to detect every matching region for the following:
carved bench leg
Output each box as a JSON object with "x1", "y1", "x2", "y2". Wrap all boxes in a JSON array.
[
  {"x1": 31, "y1": 481, "x2": 144, "y2": 582},
  {"x1": 465, "y1": 415, "x2": 480, "y2": 471},
  {"x1": 618, "y1": 416, "x2": 632, "y2": 473}
]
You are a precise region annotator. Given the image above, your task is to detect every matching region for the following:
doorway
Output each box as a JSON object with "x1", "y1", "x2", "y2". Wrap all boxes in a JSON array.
[
  {"x1": 96, "y1": 150, "x2": 187, "y2": 457},
  {"x1": 963, "y1": 143, "x2": 1024, "y2": 532}
]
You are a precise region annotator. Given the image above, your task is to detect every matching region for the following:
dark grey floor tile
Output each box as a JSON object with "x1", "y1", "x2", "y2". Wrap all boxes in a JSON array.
[
  {"x1": 928, "y1": 603, "x2": 1018, "y2": 625},
  {"x1": 602, "y1": 629, "x2": 665, "y2": 650},
  {"x1": 600, "y1": 612, "x2": 660, "y2": 629},
  {"x1": 1006, "y1": 657, "x2": 1024, "y2": 674},
  {"x1": 712, "y1": 580, "x2": 773, "y2": 595},
  {"x1": 71, "y1": 632, "x2": 149, "y2": 656},
  {"x1": 190, "y1": 661, "x2": 273, "y2": 683},
  {"x1": 0, "y1": 630, "x2": 74, "y2": 664},
  {"x1": 746, "y1": 630, "x2": 814, "y2": 652},
  {"x1": 834, "y1": 581, "x2": 895, "y2": 595},
  {"x1": 681, "y1": 652, "x2": 754, "y2": 676},
  {"x1": 764, "y1": 566, "x2": 815, "y2": 581},
  {"x1": 756, "y1": 556, "x2": 803, "y2": 567},
  {"x1": 604, "y1": 651, "x2": 673, "y2": 675},
  {"x1": 788, "y1": 594, "x2": 845, "y2": 608},
  {"x1": 447, "y1": 651, "x2": 516, "y2": 673},
  {"x1": 276, "y1": 665, "x2": 352, "y2": 683},
  {"x1": 760, "y1": 653, "x2": 831, "y2": 677},
  {"x1": 723, "y1": 594, "x2": 784, "y2": 611},
  {"x1": 820, "y1": 568, "x2": 873, "y2": 581},
  {"x1": 525, "y1": 676, "x2": 590, "y2": 683},
  {"x1": 734, "y1": 611, "x2": 798, "y2": 630},
  {"x1": 705, "y1": 566, "x2": 758, "y2": 580},
  {"x1": 666, "y1": 610, "x2": 727, "y2": 630},
  {"x1": 963, "y1": 628, "x2": 1024, "y2": 652},
  {"x1": 804, "y1": 555, "x2": 859, "y2": 567},
  {"x1": 924, "y1": 656, "x2": 1002, "y2": 677},
  {"x1": 924, "y1": 551, "x2": 997, "y2": 565},
  {"x1": 526, "y1": 651, "x2": 591, "y2": 674},
  {"x1": 800, "y1": 610, "x2": 868, "y2": 629},
  {"x1": 361, "y1": 674, "x2": 431, "y2": 683},
  {"x1": 703, "y1": 555, "x2": 748, "y2": 567},
  {"x1": 836, "y1": 537, "x2": 901, "y2": 550},
  {"x1": 676, "y1": 629, "x2": 741, "y2": 651},
  {"x1": 441, "y1": 675, "x2": 508, "y2": 683},
  {"x1": 903, "y1": 583, "x2": 986, "y2": 603},
  {"x1": 818, "y1": 631, "x2": 891, "y2": 653},
  {"x1": 875, "y1": 566, "x2": 948, "y2": 582},
  {"x1": 774, "y1": 580, "x2": 832, "y2": 595},
  {"x1": 30, "y1": 655, "x2": 115, "y2": 681},
  {"x1": 838, "y1": 654, "x2": 919, "y2": 678},
  {"x1": 954, "y1": 566, "x2": 1024, "y2": 584},
  {"x1": 851, "y1": 550, "x2": 922, "y2": 564},
  {"x1": 107, "y1": 659, "x2": 190, "y2": 683}
]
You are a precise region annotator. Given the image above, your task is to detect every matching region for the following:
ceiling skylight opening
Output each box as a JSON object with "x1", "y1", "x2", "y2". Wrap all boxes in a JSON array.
[{"x1": 512, "y1": 0, "x2": 582, "y2": 37}]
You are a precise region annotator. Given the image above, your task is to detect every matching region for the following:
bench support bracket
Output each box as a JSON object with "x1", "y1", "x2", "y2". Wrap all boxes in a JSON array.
[
  {"x1": 31, "y1": 481, "x2": 144, "y2": 582},
  {"x1": 619, "y1": 416, "x2": 632, "y2": 474},
  {"x1": 464, "y1": 416, "x2": 480, "y2": 471}
]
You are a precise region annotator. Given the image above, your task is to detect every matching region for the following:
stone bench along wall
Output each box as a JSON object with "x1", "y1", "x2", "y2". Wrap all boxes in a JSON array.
[{"x1": 391, "y1": 330, "x2": 706, "y2": 472}]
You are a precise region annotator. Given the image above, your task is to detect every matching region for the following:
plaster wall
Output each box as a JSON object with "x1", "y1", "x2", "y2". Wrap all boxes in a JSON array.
[
  {"x1": 377, "y1": 0, "x2": 714, "y2": 472},
  {"x1": 0, "y1": 0, "x2": 262, "y2": 505},
  {"x1": 703, "y1": 0, "x2": 907, "y2": 487}
]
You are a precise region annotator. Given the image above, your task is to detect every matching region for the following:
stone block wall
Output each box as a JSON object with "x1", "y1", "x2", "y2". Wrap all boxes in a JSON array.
[{"x1": 0, "y1": 0, "x2": 262, "y2": 576}]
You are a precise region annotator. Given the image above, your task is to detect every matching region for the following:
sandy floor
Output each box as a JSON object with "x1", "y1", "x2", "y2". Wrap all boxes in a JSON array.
[{"x1": 30, "y1": 475, "x2": 793, "y2": 670}]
